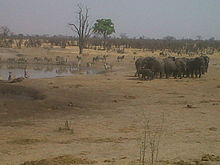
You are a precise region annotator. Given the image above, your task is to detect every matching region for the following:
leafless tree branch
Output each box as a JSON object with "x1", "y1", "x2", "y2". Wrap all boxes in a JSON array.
[{"x1": 69, "y1": 4, "x2": 92, "y2": 54}]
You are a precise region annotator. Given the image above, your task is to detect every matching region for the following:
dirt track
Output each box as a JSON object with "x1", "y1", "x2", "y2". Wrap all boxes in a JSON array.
[{"x1": 0, "y1": 47, "x2": 220, "y2": 165}]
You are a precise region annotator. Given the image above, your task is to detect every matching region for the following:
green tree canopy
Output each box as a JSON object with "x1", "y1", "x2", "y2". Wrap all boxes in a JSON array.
[{"x1": 93, "y1": 19, "x2": 115, "y2": 39}]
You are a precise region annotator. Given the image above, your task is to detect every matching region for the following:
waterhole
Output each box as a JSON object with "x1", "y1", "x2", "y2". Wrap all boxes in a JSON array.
[{"x1": 0, "y1": 63, "x2": 99, "y2": 80}]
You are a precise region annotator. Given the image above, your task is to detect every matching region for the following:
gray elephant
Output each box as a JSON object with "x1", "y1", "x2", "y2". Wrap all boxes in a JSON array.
[
  {"x1": 135, "y1": 57, "x2": 144, "y2": 78},
  {"x1": 141, "y1": 57, "x2": 164, "y2": 78},
  {"x1": 186, "y1": 57, "x2": 205, "y2": 78},
  {"x1": 163, "y1": 56, "x2": 177, "y2": 78},
  {"x1": 200, "y1": 55, "x2": 209, "y2": 73},
  {"x1": 175, "y1": 57, "x2": 188, "y2": 78}
]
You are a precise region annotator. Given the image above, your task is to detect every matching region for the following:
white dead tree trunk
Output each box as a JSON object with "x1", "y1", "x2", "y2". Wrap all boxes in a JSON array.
[{"x1": 69, "y1": 4, "x2": 92, "y2": 54}]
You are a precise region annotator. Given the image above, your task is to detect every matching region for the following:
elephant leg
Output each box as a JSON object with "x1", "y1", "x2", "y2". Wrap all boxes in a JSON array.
[
  {"x1": 180, "y1": 72, "x2": 183, "y2": 79},
  {"x1": 199, "y1": 70, "x2": 201, "y2": 78},
  {"x1": 183, "y1": 71, "x2": 187, "y2": 78},
  {"x1": 179, "y1": 72, "x2": 182, "y2": 79},
  {"x1": 191, "y1": 72, "x2": 194, "y2": 78},
  {"x1": 159, "y1": 72, "x2": 162, "y2": 78},
  {"x1": 195, "y1": 70, "x2": 198, "y2": 78},
  {"x1": 174, "y1": 72, "x2": 177, "y2": 79}
]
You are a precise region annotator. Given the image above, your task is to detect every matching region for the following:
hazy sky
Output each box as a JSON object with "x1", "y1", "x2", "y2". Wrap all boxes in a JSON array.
[{"x1": 0, "y1": 0, "x2": 220, "y2": 39}]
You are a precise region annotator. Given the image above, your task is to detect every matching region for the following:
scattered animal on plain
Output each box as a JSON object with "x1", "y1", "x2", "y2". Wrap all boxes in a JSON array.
[
  {"x1": 104, "y1": 63, "x2": 112, "y2": 71},
  {"x1": 117, "y1": 55, "x2": 125, "y2": 62}
]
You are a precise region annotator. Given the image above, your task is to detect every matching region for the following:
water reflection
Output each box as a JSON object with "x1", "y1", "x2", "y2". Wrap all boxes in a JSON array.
[{"x1": 0, "y1": 63, "x2": 97, "y2": 80}]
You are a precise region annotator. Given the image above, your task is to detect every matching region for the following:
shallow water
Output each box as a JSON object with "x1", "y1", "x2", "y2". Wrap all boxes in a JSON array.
[{"x1": 0, "y1": 63, "x2": 98, "y2": 80}]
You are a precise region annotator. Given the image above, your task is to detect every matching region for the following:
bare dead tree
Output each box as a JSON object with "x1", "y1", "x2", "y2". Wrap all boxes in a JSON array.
[
  {"x1": 0, "y1": 26, "x2": 11, "y2": 37},
  {"x1": 139, "y1": 112, "x2": 165, "y2": 165},
  {"x1": 69, "y1": 4, "x2": 92, "y2": 54},
  {"x1": 0, "y1": 26, "x2": 13, "y2": 48}
]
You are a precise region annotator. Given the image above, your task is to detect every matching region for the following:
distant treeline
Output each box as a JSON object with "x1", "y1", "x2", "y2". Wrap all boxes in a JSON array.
[{"x1": 1, "y1": 33, "x2": 220, "y2": 54}]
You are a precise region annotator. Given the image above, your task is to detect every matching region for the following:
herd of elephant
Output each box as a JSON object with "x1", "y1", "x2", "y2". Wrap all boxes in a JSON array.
[{"x1": 135, "y1": 55, "x2": 210, "y2": 80}]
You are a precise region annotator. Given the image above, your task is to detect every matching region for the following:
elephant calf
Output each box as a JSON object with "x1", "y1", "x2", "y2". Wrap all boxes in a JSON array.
[{"x1": 138, "y1": 68, "x2": 154, "y2": 80}]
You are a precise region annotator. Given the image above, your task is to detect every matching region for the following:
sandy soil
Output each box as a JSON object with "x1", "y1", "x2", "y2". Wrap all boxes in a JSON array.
[{"x1": 0, "y1": 47, "x2": 220, "y2": 165}]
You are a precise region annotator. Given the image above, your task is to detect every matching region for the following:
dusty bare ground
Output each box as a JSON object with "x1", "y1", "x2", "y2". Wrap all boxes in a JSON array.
[{"x1": 0, "y1": 47, "x2": 220, "y2": 165}]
